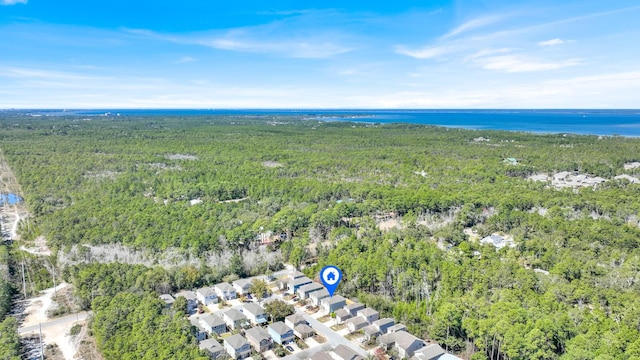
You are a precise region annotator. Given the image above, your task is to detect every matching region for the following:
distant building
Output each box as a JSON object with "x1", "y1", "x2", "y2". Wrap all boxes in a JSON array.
[
  {"x1": 480, "y1": 234, "x2": 515, "y2": 250},
  {"x1": 159, "y1": 294, "x2": 175, "y2": 308}
]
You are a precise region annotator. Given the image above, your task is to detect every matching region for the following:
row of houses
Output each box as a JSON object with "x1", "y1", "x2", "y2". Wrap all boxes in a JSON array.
[{"x1": 197, "y1": 316, "x2": 313, "y2": 359}]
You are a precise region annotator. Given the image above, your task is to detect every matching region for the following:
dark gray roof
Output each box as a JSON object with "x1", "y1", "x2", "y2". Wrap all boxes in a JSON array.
[
  {"x1": 269, "y1": 321, "x2": 292, "y2": 335},
  {"x1": 245, "y1": 326, "x2": 271, "y2": 342},
  {"x1": 224, "y1": 333, "x2": 249, "y2": 349},
  {"x1": 299, "y1": 282, "x2": 324, "y2": 293},
  {"x1": 333, "y1": 344, "x2": 364, "y2": 360}
]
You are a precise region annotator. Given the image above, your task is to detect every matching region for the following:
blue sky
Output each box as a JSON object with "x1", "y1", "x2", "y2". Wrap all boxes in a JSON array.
[{"x1": 1, "y1": 0, "x2": 639, "y2": 108}]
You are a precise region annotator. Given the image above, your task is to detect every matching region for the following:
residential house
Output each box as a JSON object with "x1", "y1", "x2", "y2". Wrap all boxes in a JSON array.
[
  {"x1": 199, "y1": 338, "x2": 224, "y2": 359},
  {"x1": 480, "y1": 234, "x2": 515, "y2": 250},
  {"x1": 199, "y1": 314, "x2": 227, "y2": 335},
  {"x1": 378, "y1": 331, "x2": 426, "y2": 359},
  {"x1": 344, "y1": 302, "x2": 365, "y2": 317},
  {"x1": 413, "y1": 343, "x2": 446, "y2": 360},
  {"x1": 310, "y1": 288, "x2": 329, "y2": 307},
  {"x1": 196, "y1": 287, "x2": 219, "y2": 306},
  {"x1": 267, "y1": 321, "x2": 294, "y2": 345},
  {"x1": 346, "y1": 316, "x2": 368, "y2": 333},
  {"x1": 174, "y1": 291, "x2": 198, "y2": 313},
  {"x1": 332, "y1": 344, "x2": 364, "y2": 360},
  {"x1": 285, "y1": 314, "x2": 308, "y2": 329},
  {"x1": 214, "y1": 282, "x2": 237, "y2": 300},
  {"x1": 357, "y1": 308, "x2": 379, "y2": 323},
  {"x1": 245, "y1": 326, "x2": 273, "y2": 353},
  {"x1": 222, "y1": 308, "x2": 248, "y2": 330},
  {"x1": 294, "y1": 323, "x2": 314, "y2": 339},
  {"x1": 297, "y1": 282, "x2": 324, "y2": 299},
  {"x1": 334, "y1": 309, "x2": 352, "y2": 324},
  {"x1": 321, "y1": 295, "x2": 346, "y2": 314},
  {"x1": 289, "y1": 270, "x2": 305, "y2": 281},
  {"x1": 288, "y1": 276, "x2": 313, "y2": 293},
  {"x1": 387, "y1": 323, "x2": 407, "y2": 333},
  {"x1": 159, "y1": 294, "x2": 175, "y2": 308},
  {"x1": 233, "y1": 278, "x2": 253, "y2": 296},
  {"x1": 363, "y1": 324, "x2": 380, "y2": 341},
  {"x1": 224, "y1": 334, "x2": 251, "y2": 360},
  {"x1": 373, "y1": 318, "x2": 395, "y2": 334},
  {"x1": 243, "y1": 303, "x2": 268, "y2": 325},
  {"x1": 190, "y1": 317, "x2": 207, "y2": 342}
]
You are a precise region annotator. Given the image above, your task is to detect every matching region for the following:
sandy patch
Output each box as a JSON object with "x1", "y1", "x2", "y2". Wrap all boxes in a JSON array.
[
  {"x1": 262, "y1": 161, "x2": 283, "y2": 168},
  {"x1": 22, "y1": 283, "x2": 69, "y2": 327},
  {"x1": 378, "y1": 218, "x2": 402, "y2": 231},
  {"x1": 624, "y1": 162, "x2": 640, "y2": 170},
  {"x1": 165, "y1": 154, "x2": 198, "y2": 161}
]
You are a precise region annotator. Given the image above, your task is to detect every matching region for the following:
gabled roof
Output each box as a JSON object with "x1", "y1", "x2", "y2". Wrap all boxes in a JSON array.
[
  {"x1": 333, "y1": 344, "x2": 364, "y2": 360},
  {"x1": 224, "y1": 308, "x2": 247, "y2": 321},
  {"x1": 294, "y1": 323, "x2": 314, "y2": 335},
  {"x1": 346, "y1": 316, "x2": 367, "y2": 327},
  {"x1": 345, "y1": 302, "x2": 364, "y2": 311},
  {"x1": 310, "y1": 288, "x2": 329, "y2": 299},
  {"x1": 291, "y1": 270, "x2": 305, "y2": 279},
  {"x1": 200, "y1": 314, "x2": 225, "y2": 328},
  {"x1": 199, "y1": 338, "x2": 223, "y2": 353},
  {"x1": 269, "y1": 321, "x2": 293, "y2": 335},
  {"x1": 374, "y1": 317, "x2": 394, "y2": 328},
  {"x1": 215, "y1": 282, "x2": 235, "y2": 292},
  {"x1": 334, "y1": 309, "x2": 351, "y2": 318},
  {"x1": 174, "y1": 291, "x2": 197, "y2": 301},
  {"x1": 324, "y1": 295, "x2": 346, "y2": 305},
  {"x1": 233, "y1": 278, "x2": 252, "y2": 288},
  {"x1": 291, "y1": 276, "x2": 313, "y2": 286},
  {"x1": 298, "y1": 282, "x2": 324, "y2": 293},
  {"x1": 285, "y1": 313, "x2": 307, "y2": 325},
  {"x1": 388, "y1": 323, "x2": 407, "y2": 332},
  {"x1": 245, "y1": 326, "x2": 271, "y2": 342},
  {"x1": 196, "y1": 287, "x2": 217, "y2": 297},
  {"x1": 393, "y1": 331, "x2": 425, "y2": 351},
  {"x1": 224, "y1": 334, "x2": 249, "y2": 349},
  {"x1": 363, "y1": 324, "x2": 380, "y2": 335},
  {"x1": 159, "y1": 294, "x2": 175, "y2": 304},
  {"x1": 357, "y1": 308, "x2": 379, "y2": 317},
  {"x1": 413, "y1": 343, "x2": 446, "y2": 360},
  {"x1": 243, "y1": 302, "x2": 265, "y2": 316}
]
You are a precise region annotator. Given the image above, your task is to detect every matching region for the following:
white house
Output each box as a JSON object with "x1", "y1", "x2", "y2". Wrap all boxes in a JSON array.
[
  {"x1": 357, "y1": 308, "x2": 379, "y2": 323},
  {"x1": 174, "y1": 290, "x2": 198, "y2": 313},
  {"x1": 334, "y1": 309, "x2": 352, "y2": 324},
  {"x1": 214, "y1": 282, "x2": 237, "y2": 300},
  {"x1": 222, "y1": 308, "x2": 248, "y2": 330},
  {"x1": 199, "y1": 314, "x2": 227, "y2": 335},
  {"x1": 346, "y1": 316, "x2": 368, "y2": 333},
  {"x1": 378, "y1": 331, "x2": 426, "y2": 359},
  {"x1": 224, "y1": 334, "x2": 251, "y2": 360},
  {"x1": 196, "y1": 286, "x2": 219, "y2": 305},
  {"x1": 321, "y1": 295, "x2": 346, "y2": 314},
  {"x1": 310, "y1": 288, "x2": 329, "y2": 307},
  {"x1": 243, "y1": 303, "x2": 268, "y2": 325},
  {"x1": 233, "y1": 278, "x2": 253, "y2": 295}
]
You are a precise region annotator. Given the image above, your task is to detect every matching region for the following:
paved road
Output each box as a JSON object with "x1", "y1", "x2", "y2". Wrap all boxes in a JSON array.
[
  {"x1": 302, "y1": 312, "x2": 368, "y2": 357},
  {"x1": 18, "y1": 311, "x2": 91, "y2": 334}
]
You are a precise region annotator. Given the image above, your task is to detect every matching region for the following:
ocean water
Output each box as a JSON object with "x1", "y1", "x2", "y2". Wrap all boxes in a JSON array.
[{"x1": 21, "y1": 109, "x2": 640, "y2": 137}]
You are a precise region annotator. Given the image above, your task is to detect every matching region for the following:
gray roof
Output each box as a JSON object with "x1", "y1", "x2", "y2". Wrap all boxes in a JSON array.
[
  {"x1": 269, "y1": 321, "x2": 292, "y2": 336},
  {"x1": 334, "y1": 309, "x2": 351, "y2": 318},
  {"x1": 414, "y1": 343, "x2": 446, "y2": 360},
  {"x1": 345, "y1": 302, "x2": 364, "y2": 311},
  {"x1": 363, "y1": 324, "x2": 380, "y2": 335},
  {"x1": 324, "y1": 295, "x2": 346, "y2": 305},
  {"x1": 291, "y1": 270, "x2": 305, "y2": 279},
  {"x1": 374, "y1": 317, "x2": 394, "y2": 328},
  {"x1": 285, "y1": 313, "x2": 307, "y2": 325},
  {"x1": 199, "y1": 338, "x2": 223, "y2": 353},
  {"x1": 294, "y1": 323, "x2": 314, "y2": 334},
  {"x1": 388, "y1": 323, "x2": 407, "y2": 332},
  {"x1": 215, "y1": 282, "x2": 235, "y2": 292},
  {"x1": 224, "y1": 308, "x2": 247, "y2": 321},
  {"x1": 333, "y1": 344, "x2": 364, "y2": 360},
  {"x1": 358, "y1": 308, "x2": 379, "y2": 317},
  {"x1": 347, "y1": 316, "x2": 367, "y2": 327},
  {"x1": 224, "y1": 334, "x2": 249, "y2": 349},
  {"x1": 159, "y1": 294, "x2": 175, "y2": 304},
  {"x1": 196, "y1": 287, "x2": 217, "y2": 297},
  {"x1": 233, "y1": 278, "x2": 253, "y2": 288},
  {"x1": 243, "y1": 302, "x2": 265, "y2": 316},
  {"x1": 393, "y1": 331, "x2": 425, "y2": 350},
  {"x1": 299, "y1": 282, "x2": 324, "y2": 293},
  {"x1": 245, "y1": 326, "x2": 271, "y2": 342},
  {"x1": 174, "y1": 291, "x2": 197, "y2": 301},
  {"x1": 311, "y1": 288, "x2": 329, "y2": 299},
  {"x1": 200, "y1": 314, "x2": 225, "y2": 328},
  {"x1": 292, "y1": 276, "x2": 313, "y2": 286}
]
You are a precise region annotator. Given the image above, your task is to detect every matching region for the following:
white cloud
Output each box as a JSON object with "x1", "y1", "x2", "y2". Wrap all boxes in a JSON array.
[
  {"x1": 395, "y1": 45, "x2": 453, "y2": 59},
  {"x1": 443, "y1": 15, "x2": 504, "y2": 38},
  {"x1": 1, "y1": 0, "x2": 27, "y2": 5},
  {"x1": 478, "y1": 55, "x2": 582, "y2": 72},
  {"x1": 175, "y1": 57, "x2": 197, "y2": 63},
  {"x1": 538, "y1": 38, "x2": 565, "y2": 46}
]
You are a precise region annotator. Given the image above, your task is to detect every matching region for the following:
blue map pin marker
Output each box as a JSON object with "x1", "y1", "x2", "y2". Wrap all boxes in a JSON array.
[{"x1": 320, "y1": 265, "x2": 342, "y2": 297}]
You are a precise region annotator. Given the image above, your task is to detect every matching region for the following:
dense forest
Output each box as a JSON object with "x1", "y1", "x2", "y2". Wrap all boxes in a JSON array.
[{"x1": 2, "y1": 114, "x2": 640, "y2": 359}]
